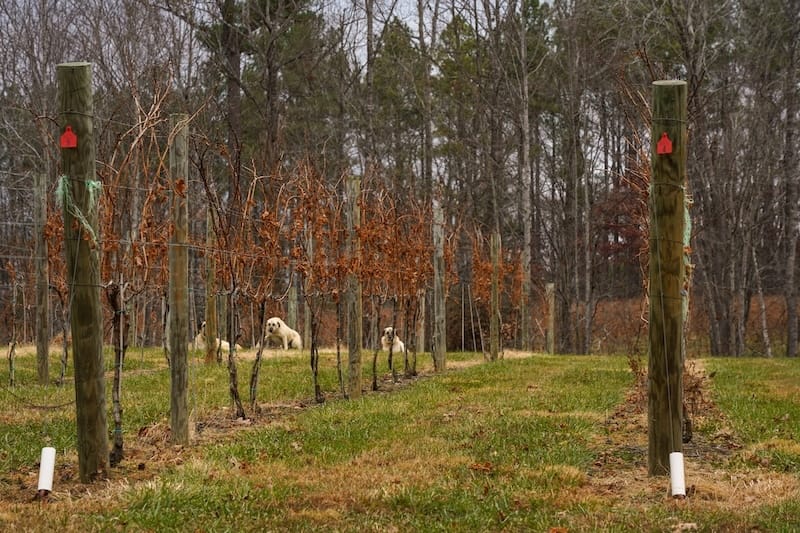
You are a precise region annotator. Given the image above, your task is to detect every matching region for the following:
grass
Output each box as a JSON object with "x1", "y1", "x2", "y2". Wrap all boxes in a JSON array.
[
  {"x1": 1, "y1": 347, "x2": 799, "y2": 532},
  {"x1": 705, "y1": 357, "x2": 800, "y2": 474}
]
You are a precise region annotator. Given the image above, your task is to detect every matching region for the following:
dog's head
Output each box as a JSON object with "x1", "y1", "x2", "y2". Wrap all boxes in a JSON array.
[
  {"x1": 267, "y1": 318, "x2": 282, "y2": 334},
  {"x1": 383, "y1": 327, "x2": 396, "y2": 341}
]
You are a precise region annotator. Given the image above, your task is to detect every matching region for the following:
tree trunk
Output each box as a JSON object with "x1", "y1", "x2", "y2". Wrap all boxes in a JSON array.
[
  {"x1": 249, "y1": 301, "x2": 268, "y2": 411},
  {"x1": 416, "y1": 289, "x2": 426, "y2": 354},
  {"x1": 583, "y1": 155, "x2": 594, "y2": 355},
  {"x1": 752, "y1": 247, "x2": 772, "y2": 357},
  {"x1": 226, "y1": 285, "x2": 245, "y2": 419},
  {"x1": 346, "y1": 176, "x2": 363, "y2": 398},
  {"x1": 432, "y1": 200, "x2": 446, "y2": 370},
  {"x1": 205, "y1": 210, "x2": 218, "y2": 364},
  {"x1": 546, "y1": 283, "x2": 555, "y2": 354},
  {"x1": 518, "y1": 3, "x2": 532, "y2": 352},
  {"x1": 782, "y1": 41, "x2": 798, "y2": 358},
  {"x1": 106, "y1": 282, "x2": 130, "y2": 466}
]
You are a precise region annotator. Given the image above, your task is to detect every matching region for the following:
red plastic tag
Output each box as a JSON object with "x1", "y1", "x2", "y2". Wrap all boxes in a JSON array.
[
  {"x1": 657, "y1": 132, "x2": 672, "y2": 155},
  {"x1": 60, "y1": 126, "x2": 77, "y2": 148}
]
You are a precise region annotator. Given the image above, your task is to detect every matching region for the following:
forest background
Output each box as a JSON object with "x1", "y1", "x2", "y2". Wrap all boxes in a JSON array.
[{"x1": 0, "y1": 0, "x2": 797, "y2": 358}]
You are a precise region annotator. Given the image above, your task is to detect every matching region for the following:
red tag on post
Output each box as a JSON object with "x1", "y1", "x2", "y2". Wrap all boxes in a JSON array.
[
  {"x1": 657, "y1": 132, "x2": 673, "y2": 155},
  {"x1": 60, "y1": 126, "x2": 77, "y2": 148}
]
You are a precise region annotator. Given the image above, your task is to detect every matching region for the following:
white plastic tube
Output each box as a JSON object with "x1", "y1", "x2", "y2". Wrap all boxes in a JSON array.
[
  {"x1": 669, "y1": 451, "x2": 686, "y2": 497},
  {"x1": 37, "y1": 447, "x2": 56, "y2": 493}
]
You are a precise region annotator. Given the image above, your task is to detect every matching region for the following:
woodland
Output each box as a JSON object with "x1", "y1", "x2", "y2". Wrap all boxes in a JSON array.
[{"x1": 0, "y1": 0, "x2": 798, "y2": 358}]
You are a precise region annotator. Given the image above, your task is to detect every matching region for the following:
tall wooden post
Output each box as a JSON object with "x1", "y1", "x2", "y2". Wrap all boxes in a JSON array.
[
  {"x1": 432, "y1": 199, "x2": 446, "y2": 370},
  {"x1": 648, "y1": 80, "x2": 687, "y2": 476},
  {"x1": 489, "y1": 231, "x2": 501, "y2": 361},
  {"x1": 545, "y1": 283, "x2": 555, "y2": 354},
  {"x1": 205, "y1": 209, "x2": 217, "y2": 363},
  {"x1": 57, "y1": 62, "x2": 109, "y2": 483},
  {"x1": 345, "y1": 176, "x2": 363, "y2": 398},
  {"x1": 35, "y1": 171, "x2": 49, "y2": 384},
  {"x1": 169, "y1": 114, "x2": 190, "y2": 444}
]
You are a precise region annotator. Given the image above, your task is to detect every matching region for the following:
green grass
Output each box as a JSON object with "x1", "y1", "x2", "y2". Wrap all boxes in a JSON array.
[
  {"x1": 2, "y1": 349, "x2": 800, "y2": 532},
  {"x1": 705, "y1": 357, "x2": 800, "y2": 474}
]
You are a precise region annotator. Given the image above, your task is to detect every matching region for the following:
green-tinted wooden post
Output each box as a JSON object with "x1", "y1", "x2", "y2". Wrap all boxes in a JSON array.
[
  {"x1": 169, "y1": 114, "x2": 190, "y2": 444},
  {"x1": 345, "y1": 176, "x2": 363, "y2": 399},
  {"x1": 648, "y1": 80, "x2": 687, "y2": 476},
  {"x1": 57, "y1": 62, "x2": 109, "y2": 483}
]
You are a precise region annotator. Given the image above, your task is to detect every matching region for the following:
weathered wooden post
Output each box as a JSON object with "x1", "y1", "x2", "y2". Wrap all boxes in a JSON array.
[
  {"x1": 489, "y1": 230, "x2": 501, "y2": 361},
  {"x1": 345, "y1": 175, "x2": 363, "y2": 398},
  {"x1": 169, "y1": 114, "x2": 190, "y2": 444},
  {"x1": 57, "y1": 61, "x2": 109, "y2": 483},
  {"x1": 648, "y1": 80, "x2": 687, "y2": 476},
  {"x1": 35, "y1": 171, "x2": 49, "y2": 384},
  {"x1": 432, "y1": 199, "x2": 446, "y2": 371},
  {"x1": 545, "y1": 283, "x2": 555, "y2": 354}
]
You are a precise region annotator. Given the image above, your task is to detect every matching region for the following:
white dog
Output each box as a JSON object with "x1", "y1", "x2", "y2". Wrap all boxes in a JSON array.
[
  {"x1": 263, "y1": 316, "x2": 302, "y2": 350},
  {"x1": 194, "y1": 321, "x2": 242, "y2": 352},
  {"x1": 381, "y1": 326, "x2": 405, "y2": 354}
]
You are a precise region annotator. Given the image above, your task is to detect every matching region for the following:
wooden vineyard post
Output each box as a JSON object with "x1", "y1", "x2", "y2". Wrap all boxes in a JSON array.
[
  {"x1": 545, "y1": 283, "x2": 555, "y2": 354},
  {"x1": 345, "y1": 176, "x2": 363, "y2": 399},
  {"x1": 169, "y1": 114, "x2": 190, "y2": 444},
  {"x1": 432, "y1": 199, "x2": 446, "y2": 371},
  {"x1": 648, "y1": 80, "x2": 687, "y2": 476},
  {"x1": 35, "y1": 171, "x2": 50, "y2": 384},
  {"x1": 57, "y1": 62, "x2": 109, "y2": 483},
  {"x1": 489, "y1": 230, "x2": 501, "y2": 361}
]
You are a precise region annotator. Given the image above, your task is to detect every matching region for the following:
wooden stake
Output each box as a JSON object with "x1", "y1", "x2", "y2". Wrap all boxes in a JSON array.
[
  {"x1": 169, "y1": 114, "x2": 190, "y2": 444},
  {"x1": 33, "y1": 172, "x2": 50, "y2": 385},
  {"x1": 490, "y1": 231, "x2": 501, "y2": 361},
  {"x1": 345, "y1": 176, "x2": 363, "y2": 399},
  {"x1": 432, "y1": 199, "x2": 446, "y2": 370},
  {"x1": 58, "y1": 61, "x2": 109, "y2": 483},
  {"x1": 546, "y1": 283, "x2": 555, "y2": 354},
  {"x1": 648, "y1": 80, "x2": 687, "y2": 476},
  {"x1": 35, "y1": 172, "x2": 49, "y2": 384}
]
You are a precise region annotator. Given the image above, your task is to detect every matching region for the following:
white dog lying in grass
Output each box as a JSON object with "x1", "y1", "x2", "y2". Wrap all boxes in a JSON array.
[
  {"x1": 262, "y1": 316, "x2": 302, "y2": 350},
  {"x1": 381, "y1": 326, "x2": 405, "y2": 354},
  {"x1": 194, "y1": 321, "x2": 242, "y2": 352}
]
